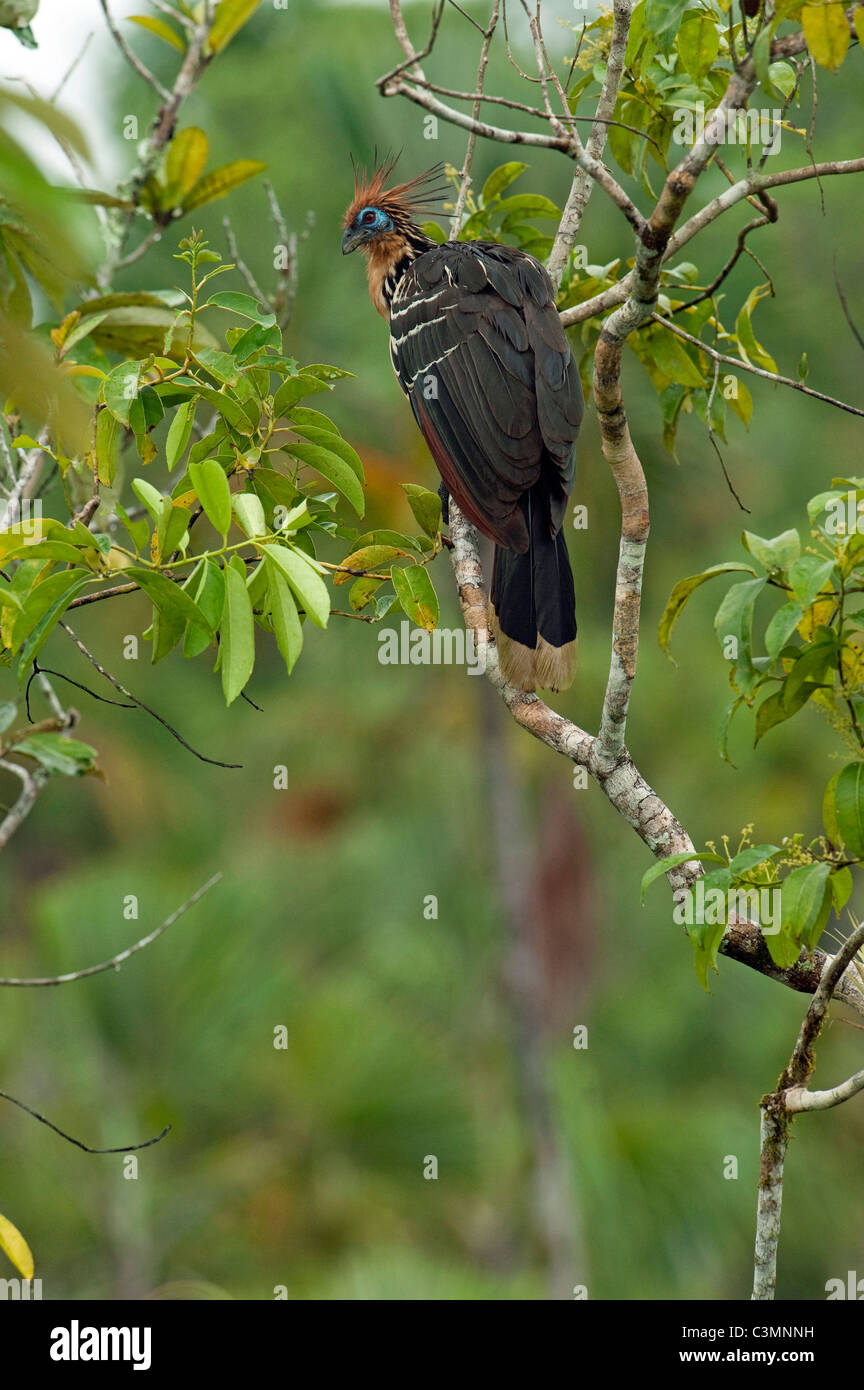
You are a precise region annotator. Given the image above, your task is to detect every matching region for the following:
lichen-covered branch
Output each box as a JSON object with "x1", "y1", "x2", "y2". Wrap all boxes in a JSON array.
[
  {"x1": 752, "y1": 921, "x2": 864, "y2": 1297},
  {"x1": 560, "y1": 157, "x2": 864, "y2": 329},
  {"x1": 752, "y1": 1099, "x2": 788, "y2": 1300},
  {"x1": 447, "y1": 502, "x2": 864, "y2": 1015},
  {"x1": 547, "y1": 0, "x2": 632, "y2": 293}
]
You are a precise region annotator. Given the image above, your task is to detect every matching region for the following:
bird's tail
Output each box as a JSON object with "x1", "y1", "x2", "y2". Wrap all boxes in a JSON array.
[{"x1": 489, "y1": 493, "x2": 577, "y2": 693}]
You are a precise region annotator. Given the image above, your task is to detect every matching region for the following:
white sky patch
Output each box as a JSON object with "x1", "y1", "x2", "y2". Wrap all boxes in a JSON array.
[{"x1": 0, "y1": 0, "x2": 143, "y2": 185}]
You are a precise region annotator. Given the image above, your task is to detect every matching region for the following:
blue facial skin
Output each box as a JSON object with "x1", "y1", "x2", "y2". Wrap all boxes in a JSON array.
[{"x1": 342, "y1": 205, "x2": 394, "y2": 254}]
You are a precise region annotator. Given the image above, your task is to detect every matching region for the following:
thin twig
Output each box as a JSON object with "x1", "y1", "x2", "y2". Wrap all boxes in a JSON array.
[
  {"x1": 222, "y1": 215, "x2": 268, "y2": 302},
  {"x1": 0, "y1": 873, "x2": 222, "y2": 986},
  {"x1": 98, "y1": 0, "x2": 171, "y2": 101},
  {"x1": 450, "y1": 0, "x2": 500, "y2": 238},
  {"x1": 653, "y1": 313, "x2": 864, "y2": 419},
  {"x1": 0, "y1": 1089, "x2": 172, "y2": 1154},
  {"x1": 59, "y1": 623, "x2": 243, "y2": 769}
]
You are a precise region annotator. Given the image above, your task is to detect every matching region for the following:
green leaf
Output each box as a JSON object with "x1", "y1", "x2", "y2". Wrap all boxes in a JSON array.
[
  {"x1": 650, "y1": 326, "x2": 705, "y2": 387},
  {"x1": 688, "y1": 867, "x2": 733, "y2": 992},
  {"x1": 391, "y1": 564, "x2": 439, "y2": 631},
  {"x1": 763, "y1": 927, "x2": 804, "y2": 969},
  {"x1": 289, "y1": 425, "x2": 363, "y2": 480},
  {"x1": 163, "y1": 127, "x2": 209, "y2": 208},
  {"x1": 823, "y1": 761, "x2": 864, "y2": 856},
  {"x1": 12, "y1": 569, "x2": 92, "y2": 672},
  {"x1": 169, "y1": 381, "x2": 252, "y2": 434},
  {"x1": 203, "y1": 290, "x2": 276, "y2": 326},
  {"x1": 780, "y1": 861, "x2": 833, "y2": 950},
  {"x1": 300, "y1": 364, "x2": 354, "y2": 383},
  {"x1": 481, "y1": 162, "x2": 527, "y2": 203},
  {"x1": 742, "y1": 529, "x2": 800, "y2": 574},
  {"x1": 334, "y1": 544, "x2": 406, "y2": 586},
  {"x1": 735, "y1": 283, "x2": 777, "y2": 374},
  {"x1": 115, "y1": 502, "x2": 149, "y2": 551},
  {"x1": 644, "y1": 0, "x2": 690, "y2": 43},
  {"x1": 767, "y1": 61, "x2": 798, "y2": 97},
  {"x1": 659, "y1": 563, "x2": 758, "y2": 656},
  {"x1": 165, "y1": 398, "x2": 196, "y2": 471},
  {"x1": 183, "y1": 559, "x2": 224, "y2": 657},
  {"x1": 348, "y1": 576, "x2": 384, "y2": 612},
  {"x1": 714, "y1": 578, "x2": 766, "y2": 694},
  {"x1": 783, "y1": 628, "x2": 837, "y2": 707},
  {"x1": 129, "y1": 14, "x2": 186, "y2": 51},
  {"x1": 640, "y1": 850, "x2": 726, "y2": 903},
  {"x1": 801, "y1": 0, "x2": 850, "y2": 71},
  {"x1": 787, "y1": 555, "x2": 835, "y2": 605},
  {"x1": 718, "y1": 694, "x2": 745, "y2": 765},
  {"x1": 755, "y1": 681, "x2": 820, "y2": 745},
  {"x1": 207, "y1": 0, "x2": 262, "y2": 52},
  {"x1": 220, "y1": 557, "x2": 255, "y2": 704},
  {"x1": 181, "y1": 160, "x2": 267, "y2": 213},
  {"x1": 131, "y1": 476, "x2": 165, "y2": 525},
  {"x1": 372, "y1": 588, "x2": 399, "y2": 621},
  {"x1": 402, "y1": 483, "x2": 442, "y2": 539},
  {"x1": 494, "y1": 193, "x2": 561, "y2": 221},
  {"x1": 103, "y1": 359, "x2": 141, "y2": 428},
  {"x1": 765, "y1": 601, "x2": 805, "y2": 658},
  {"x1": 125, "y1": 566, "x2": 208, "y2": 663},
  {"x1": 14, "y1": 733, "x2": 98, "y2": 777},
  {"x1": 95, "y1": 406, "x2": 119, "y2": 487},
  {"x1": 265, "y1": 556, "x2": 303, "y2": 674},
  {"x1": 0, "y1": 701, "x2": 17, "y2": 733},
  {"x1": 232, "y1": 491, "x2": 267, "y2": 538},
  {"x1": 0, "y1": 1210, "x2": 34, "y2": 1280},
  {"x1": 189, "y1": 459, "x2": 233, "y2": 538},
  {"x1": 261, "y1": 543, "x2": 330, "y2": 628},
  {"x1": 272, "y1": 373, "x2": 331, "y2": 415},
  {"x1": 677, "y1": 11, "x2": 719, "y2": 78},
  {"x1": 188, "y1": 558, "x2": 224, "y2": 633},
  {"x1": 729, "y1": 844, "x2": 782, "y2": 877},
  {"x1": 727, "y1": 377, "x2": 753, "y2": 428},
  {"x1": 156, "y1": 502, "x2": 191, "y2": 564},
  {"x1": 288, "y1": 441, "x2": 365, "y2": 516},
  {"x1": 87, "y1": 306, "x2": 219, "y2": 357},
  {"x1": 195, "y1": 347, "x2": 240, "y2": 385},
  {"x1": 830, "y1": 864, "x2": 854, "y2": 913}
]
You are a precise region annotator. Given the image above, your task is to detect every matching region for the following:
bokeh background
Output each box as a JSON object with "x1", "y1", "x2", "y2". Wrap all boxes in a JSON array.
[{"x1": 1, "y1": 0, "x2": 863, "y2": 1300}]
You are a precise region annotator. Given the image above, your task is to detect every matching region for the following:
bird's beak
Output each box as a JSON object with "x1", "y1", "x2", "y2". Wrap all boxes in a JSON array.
[{"x1": 341, "y1": 225, "x2": 364, "y2": 256}]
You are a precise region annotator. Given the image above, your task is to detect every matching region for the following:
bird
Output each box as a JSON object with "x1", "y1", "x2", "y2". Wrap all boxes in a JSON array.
[{"x1": 342, "y1": 158, "x2": 583, "y2": 693}]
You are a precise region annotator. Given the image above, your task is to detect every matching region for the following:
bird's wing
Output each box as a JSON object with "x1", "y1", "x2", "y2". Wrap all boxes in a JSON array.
[{"x1": 389, "y1": 241, "x2": 583, "y2": 551}]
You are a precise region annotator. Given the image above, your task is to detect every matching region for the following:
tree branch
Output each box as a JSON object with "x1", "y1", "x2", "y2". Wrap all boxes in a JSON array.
[
  {"x1": 560, "y1": 157, "x2": 864, "y2": 329},
  {"x1": 0, "y1": 873, "x2": 221, "y2": 986},
  {"x1": 98, "y1": 0, "x2": 171, "y2": 102},
  {"x1": 654, "y1": 312, "x2": 864, "y2": 419},
  {"x1": 547, "y1": 0, "x2": 631, "y2": 293}
]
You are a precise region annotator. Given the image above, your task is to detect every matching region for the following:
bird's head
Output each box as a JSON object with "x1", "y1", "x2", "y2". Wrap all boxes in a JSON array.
[
  {"x1": 342, "y1": 156, "x2": 445, "y2": 256},
  {"x1": 341, "y1": 203, "x2": 396, "y2": 255}
]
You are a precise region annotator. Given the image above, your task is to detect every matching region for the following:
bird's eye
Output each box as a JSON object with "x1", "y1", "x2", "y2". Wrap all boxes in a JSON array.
[{"x1": 361, "y1": 209, "x2": 376, "y2": 225}]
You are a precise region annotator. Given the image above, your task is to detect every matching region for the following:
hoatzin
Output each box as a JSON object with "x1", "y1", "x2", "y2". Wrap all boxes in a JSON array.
[{"x1": 342, "y1": 160, "x2": 583, "y2": 692}]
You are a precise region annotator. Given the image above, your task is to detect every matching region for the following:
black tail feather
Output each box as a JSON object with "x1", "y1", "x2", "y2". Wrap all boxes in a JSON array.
[{"x1": 489, "y1": 491, "x2": 577, "y2": 692}]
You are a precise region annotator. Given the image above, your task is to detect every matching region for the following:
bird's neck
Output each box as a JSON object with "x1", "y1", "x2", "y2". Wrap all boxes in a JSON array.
[{"x1": 365, "y1": 223, "x2": 435, "y2": 320}]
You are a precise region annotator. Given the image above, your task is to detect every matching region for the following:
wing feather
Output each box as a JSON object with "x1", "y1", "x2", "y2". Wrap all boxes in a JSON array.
[{"x1": 390, "y1": 241, "x2": 582, "y2": 548}]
